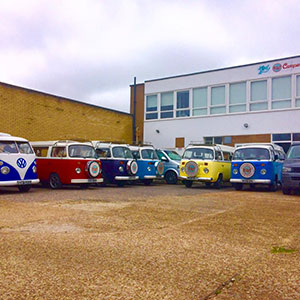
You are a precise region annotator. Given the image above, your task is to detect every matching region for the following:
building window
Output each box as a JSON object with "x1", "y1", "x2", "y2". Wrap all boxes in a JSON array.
[
  {"x1": 296, "y1": 75, "x2": 300, "y2": 107},
  {"x1": 146, "y1": 95, "x2": 158, "y2": 120},
  {"x1": 175, "y1": 137, "x2": 185, "y2": 148},
  {"x1": 272, "y1": 76, "x2": 291, "y2": 109},
  {"x1": 160, "y1": 92, "x2": 173, "y2": 119},
  {"x1": 229, "y1": 82, "x2": 246, "y2": 113},
  {"x1": 272, "y1": 133, "x2": 292, "y2": 153},
  {"x1": 210, "y1": 86, "x2": 226, "y2": 115},
  {"x1": 223, "y1": 136, "x2": 232, "y2": 144},
  {"x1": 176, "y1": 91, "x2": 190, "y2": 117},
  {"x1": 250, "y1": 80, "x2": 268, "y2": 111},
  {"x1": 204, "y1": 136, "x2": 222, "y2": 144},
  {"x1": 193, "y1": 87, "x2": 207, "y2": 116}
]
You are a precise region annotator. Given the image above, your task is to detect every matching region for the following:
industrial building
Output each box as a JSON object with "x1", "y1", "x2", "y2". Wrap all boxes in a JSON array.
[
  {"x1": 130, "y1": 55, "x2": 300, "y2": 152},
  {"x1": 0, "y1": 82, "x2": 133, "y2": 143}
]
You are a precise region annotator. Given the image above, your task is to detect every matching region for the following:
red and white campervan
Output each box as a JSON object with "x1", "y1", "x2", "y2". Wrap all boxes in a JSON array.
[{"x1": 31, "y1": 140, "x2": 103, "y2": 189}]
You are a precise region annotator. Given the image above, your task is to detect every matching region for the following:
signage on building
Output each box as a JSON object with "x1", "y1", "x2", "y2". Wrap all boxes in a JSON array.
[{"x1": 259, "y1": 61, "x2": 300, "y2": 75}]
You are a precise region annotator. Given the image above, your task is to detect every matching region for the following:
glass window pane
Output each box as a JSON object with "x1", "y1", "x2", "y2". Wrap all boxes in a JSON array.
[
  {"x1": 251, "y1": 80, "x2": 267, "y2": 102},
  {"x1": 204, "y1": 137, "x2": 213, "y2": 144},
  {"x1": 293, "y1": 133, "x2": 300, "y2": 141},
  {"x1": 146, "y1": 113, "x2": 158, "y2": 120},
  {"x1": 193, "y1": 87, "x2": 207, "y2": 108},
  {"x1": 297, "y1": 75, "x2": 300, "y2": 97},
  {"x1": 229, "y1": 104, "x2": 246, "y2": 113},
  {"x1": 229, "y1": 82, "x2": 246, "y2": 104},
  {"x1": 210, "y1": 106, "x2": 226, "y2": 115},
  {"x1": 161, "y1": 111, "x2": 173, "y2": 119},
  {"x1": 271, "y1": 100, "x2": 291, "y2": 110},
  {"x1": 250, "y1": 102, "x2": 268, "y2": 111},
  {"x1": 211, "y1": 86, "x2": 225, "y2": 105},
  {"x1": 193, "y1": 108, "x2": 207, "y2": 116},
  {"x1": 224, "y1": 136, "x2": 232, "y2": 144},
  {"x1": 161, "y1": 92, "x2": 173, "y2": 111},
  {"x1": 146, "y1": 95, "x2": 157, "y2": 112},
  {"x1": 214, "y1": 137, "x2": 222, "y2": 144},
  {"x1": 296, "y1": 99, "x2": 300, "y2": 107},
  {"x1": 176, "y1": 110, "x2": 190, "y2": 117},
  {"x1": 177, "y1": 91, "x2": 189, "y2": 109},
  {"x1": 272, "y1": 76, "x2": 291, "y2": 100},
  {"x1": 272, "y1": 133, "x2": 291, "y2": 141}
]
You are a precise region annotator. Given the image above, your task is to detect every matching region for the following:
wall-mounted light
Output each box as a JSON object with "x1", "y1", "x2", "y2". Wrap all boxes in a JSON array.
[
  {"x1": 156, "y1": 129, "x2": 160, "y2": 133},
  {"x1": 243, "y1": 123, "x2": 249, "y2": 128}
]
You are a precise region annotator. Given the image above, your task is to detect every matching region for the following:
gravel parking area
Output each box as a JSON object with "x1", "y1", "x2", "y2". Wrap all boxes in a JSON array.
[{"x1": 0, "y1": 182, "x2": 299, "y2": 299}]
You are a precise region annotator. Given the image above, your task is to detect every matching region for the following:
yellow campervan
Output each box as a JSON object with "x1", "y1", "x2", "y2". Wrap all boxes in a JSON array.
[{"x1": 180, "y1": 143, "x2": 234, "y2": 188}]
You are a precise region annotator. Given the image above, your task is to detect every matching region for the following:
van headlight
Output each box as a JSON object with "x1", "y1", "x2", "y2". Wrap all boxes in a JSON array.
[
  {"x1": 233, "y1": 169, "x2": 238, "y2": 175},
  {"x1": 203, "y1": 168, "x2": 209, "y2": 174},
  {"x1": 32, "y1": 166, "x2": 37, "y2": 173},
  {"x1": 1, "y1": 166, "x2": 10, "y2": 175},
  {"x1": 282, "y1": 167, "x2": 292, "y2": 173},
  {"x1": 260, "y1": 169, "x2": 267, "y2": 175}
]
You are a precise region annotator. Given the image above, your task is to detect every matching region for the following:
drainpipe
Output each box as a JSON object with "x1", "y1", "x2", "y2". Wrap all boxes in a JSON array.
[{"x1": 133, "y1": 77, "x2": 137, "y2": 144}]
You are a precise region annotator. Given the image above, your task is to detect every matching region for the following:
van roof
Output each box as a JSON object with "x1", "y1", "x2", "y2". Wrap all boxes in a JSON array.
[
  {"x1": 31, "y1": 140, "x2": 93, "y2": 147},
  {"x1": 235, "y1": 143, "x2": 284, "y2": 152},
  {"x1": 185, "y1": 143, "x2": 234, "y2": 152},
  {"x1": 0, "y1": 133, "x2": 28, "y2": 142}
]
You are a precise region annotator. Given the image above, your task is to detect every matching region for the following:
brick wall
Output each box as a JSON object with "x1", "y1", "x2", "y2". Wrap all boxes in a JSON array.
[{"x1": 0, "y1": 82, "x2": 133, "y2": 143}]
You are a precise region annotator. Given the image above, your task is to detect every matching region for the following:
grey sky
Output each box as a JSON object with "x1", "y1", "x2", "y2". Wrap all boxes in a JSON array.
[{"x1": 0, "y1": 0, "x2": 300, "y2": 112}]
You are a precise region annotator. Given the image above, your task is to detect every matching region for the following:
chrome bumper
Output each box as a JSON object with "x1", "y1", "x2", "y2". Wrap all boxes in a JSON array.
[
  {"x1": 71, "y1": 178, "x2": 104, "y2": 183},
  {"x1": 230, "y1": 179, "x2": 271, "y2": 184},
  {"x1": 115, "y1": 176, "x2": 139, "y2": 181},
  {"x1": 0, "y1": 179, "x2": 40, "y2": 186},
  {"x1": 179, "y1": 176, "x2": 212, "y2": 181}
]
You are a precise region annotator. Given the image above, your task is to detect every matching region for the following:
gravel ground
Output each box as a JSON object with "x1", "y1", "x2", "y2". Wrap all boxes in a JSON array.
[{"x1": 0, "y1": 182, "x2": 299, "y2": 299}]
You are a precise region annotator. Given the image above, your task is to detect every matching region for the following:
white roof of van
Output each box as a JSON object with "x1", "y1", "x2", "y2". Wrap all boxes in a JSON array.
[{"x1": 0, "y1": 133, "x2": 28, "y2": 142}]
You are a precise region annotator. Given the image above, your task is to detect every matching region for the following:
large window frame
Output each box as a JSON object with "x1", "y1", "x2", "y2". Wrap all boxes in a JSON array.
[
  {"x1": 229, "y1": 81, "x2": 246, "y2": 113},
  {"x1": 250, "y1": 79, "x2": 268, "y2": 112},
  {"x1": 193, "y1": 87, "x2": 208, "y2": 116},
  {"x1": 160, "y1": 92, "x2": 174, "y2": 119},
  {"x1": 210, "y1": 85, "x2": 226, "y2": 115},
  {"x1": 145, "y1": 94, "x2": 158, "y2": 120},
  {"x1": 271, "y1": 75, "x2": 291, "y2": 110},
  {"x1": 176, "y1": 90, "x2": 190, "y2": 118}
]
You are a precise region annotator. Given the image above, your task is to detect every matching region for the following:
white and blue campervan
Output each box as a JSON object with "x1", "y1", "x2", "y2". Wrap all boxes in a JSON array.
[{"x1": 0, "y1": 133, "x2": 39, "y2": 192}]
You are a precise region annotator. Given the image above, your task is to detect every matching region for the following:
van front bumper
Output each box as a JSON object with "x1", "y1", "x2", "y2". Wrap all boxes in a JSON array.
[
  {"x1": 0, "y1": 179, "x2": 40, "y2": 186},
  {"x1": 115, "y1": 176, "x2": 139, "y2": 181},
  {"x1": 179, "y1": 176, "x2": 213, "y2": 181},
  {"x1": 71, "y1": 178, "x2": 104, "y2": 183},
  {"x1": 230, "y1": 179, "x2": 271, "y2": 184}
]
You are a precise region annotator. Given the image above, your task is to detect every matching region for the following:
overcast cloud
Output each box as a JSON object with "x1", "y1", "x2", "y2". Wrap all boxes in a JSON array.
[{"x1": 0, "y1": 0, "x2": 300, "y2": 112}]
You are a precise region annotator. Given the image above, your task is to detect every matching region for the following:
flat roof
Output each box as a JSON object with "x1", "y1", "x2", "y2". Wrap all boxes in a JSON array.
[
  {"x1": 0, "y1": 81, "x2": 131, "y2": 116},
  {"x1": 145, "y1": 54, "x2": 300, "y2": 83}
]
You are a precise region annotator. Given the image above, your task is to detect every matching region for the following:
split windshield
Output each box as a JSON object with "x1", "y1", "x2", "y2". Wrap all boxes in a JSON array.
[
  {"x1": 141, "y1": 149, "x2": 158, "y2": 160},
  {"x1": 233, "y1": 148, "x2": 270, "y2": 160},
  {"x1": 0, "y1": 141, "x2": 33, "y2": 154},
  {"x1": 69, "y1": 145, "x2": 97, "y2": 158},
  {"x1": 165, "y1": 150, "x2": 181, "y2": 161},
  {"x1": 183, "y1": 148, "x2": 214, "y2": 160},
  {"x1": 112, "y1": 146, "x2": 133, "y2": 159},
  {"x1": 287, "y1": 145, "x2": 300, "y2": 159}
]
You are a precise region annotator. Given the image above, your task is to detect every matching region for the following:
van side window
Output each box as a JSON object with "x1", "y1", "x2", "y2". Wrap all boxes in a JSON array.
[
  {"x1": 51, "y1": 147, "x2": 67, "y2": 157},
  {"x1": 131, "y1": 150, "x2": 140, "y2": 159},
  {"x1": 215, "y1": 150, "x2": 222, "y2": 160},
  {"x1": 34, "y1": 147, "x2": 48, "y2": 157},
  {"x1": 223, "y1": 152, "x2": 232, "y2": 161}
]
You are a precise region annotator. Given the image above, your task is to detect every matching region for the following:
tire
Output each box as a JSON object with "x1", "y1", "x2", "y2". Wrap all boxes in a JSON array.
[
  {"x1": 143, "y1": 179, "x2": 153, "y2": 186},
  {"x1": 18, "y1": 185, "x2": 32, "y2": 193},
  {"x1": 117, "y1": 181, "x2": 125, "y2": 187},
  {"x1": 213, "y1": 174, "x2": 223, "y2": 189},
  {"x1": 49, "y1": 173, "x2": 62, "y2": 189},
  {"x1": 205, "y1": 182, "x2": 211, "y2": 188},
  {"x1": 250, "y1": 184, "x2": 255, "y2": 190},
  {"x1": 184, "y1": 180, "x2": 193, "y2": 188},
  {"x1": 165, "y1": 171, "x2": 178, "y2": 184},
  {"x1": 269, "y1": 178, "x2": 278, "y2": 192},
  {"x1": 233, "y1": 183, "x2": 243, "y2": 191},
  {"x1": 282, "y1": 186, "x2": 291, "y2": 195},
  {"x1": 80, "y1": 184, "x2": 89, "y2": 189}
]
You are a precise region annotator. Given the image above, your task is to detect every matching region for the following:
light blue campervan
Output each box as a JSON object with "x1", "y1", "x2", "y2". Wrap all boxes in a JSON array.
[
  {"x1": 156, "y1": 149, "x2": 181, "y2": 184},
  {"x1": 230, "y1": 143, "x2": 285, "y2": 191}
]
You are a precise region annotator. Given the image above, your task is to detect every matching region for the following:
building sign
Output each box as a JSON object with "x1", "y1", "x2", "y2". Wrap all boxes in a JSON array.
[{"x1": 259, "y1": 61, "x2": 300, "y2": 75}]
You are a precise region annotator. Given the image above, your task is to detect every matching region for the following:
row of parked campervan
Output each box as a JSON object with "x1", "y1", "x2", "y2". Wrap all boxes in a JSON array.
[{"x1": 1, "y1": 132, "x2": 300, "y2": 195}]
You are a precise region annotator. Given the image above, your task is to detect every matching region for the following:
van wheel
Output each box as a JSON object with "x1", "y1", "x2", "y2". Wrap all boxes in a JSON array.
[
  {"x1": 49, "y1": 173, "x2": 62, "y2": 189},
  {"x1": 233, "y1": 183, "x2": 243, "y2": 191},
  {"x1": 282, "y1": 187, "x2": 291, "y2": 195},
  {"x1": 214, "y1": 174, "x2": 223, "y2": 189},
  {"x1": 205, "y1": 182, "x2": 211, "y2": 187},
  {"x1": 143, "y1": 179, "x2": 153, "y2": 186},
  {"x1": 18, "y1": 185, "x2": 32, "y2": 193},
  {"x1": 269, "y1": 178, "x2": 278, "y2": 192},
  {"x1": 117, "y1": 181, "x2": 125, "y2": 187},
  {"x1": 184, "y1": 180, "x2": 193, "y2": 188},
  {"x1": 165, "y1": 171, "x2": 177, "y2": 184}
]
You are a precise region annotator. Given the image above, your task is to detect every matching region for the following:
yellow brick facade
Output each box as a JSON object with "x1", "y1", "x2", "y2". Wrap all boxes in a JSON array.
[{"x1": 0, "y1": 82, "x2": 132, "y2": 143}]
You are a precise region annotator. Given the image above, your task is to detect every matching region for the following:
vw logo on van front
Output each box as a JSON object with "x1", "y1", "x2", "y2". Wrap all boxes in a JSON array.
[{"x1": 17, "y1": 158, "x2": 27, "y2": 169}]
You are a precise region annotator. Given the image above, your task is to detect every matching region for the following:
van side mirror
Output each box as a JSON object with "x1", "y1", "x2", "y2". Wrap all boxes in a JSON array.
[{"x1": 274, "y1": 154, "x2": 279, "y2": 161}]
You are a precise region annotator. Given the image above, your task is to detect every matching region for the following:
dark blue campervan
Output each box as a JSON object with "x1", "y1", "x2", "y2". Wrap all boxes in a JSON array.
[
  {"x1": 93, "y1": 142, "x2": 138, "y2": 186},
  {"x1": 129, "y1": 145, "x2": 164, "y2": 185},
  {"x1": 230, "y1": 143, "x2": 285, "y2": 191}
]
